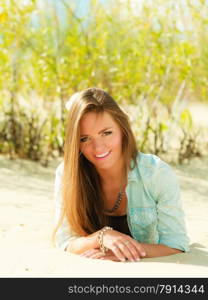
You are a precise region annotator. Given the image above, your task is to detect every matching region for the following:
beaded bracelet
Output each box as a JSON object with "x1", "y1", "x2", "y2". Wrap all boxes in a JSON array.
[{"x1": 98, "y1": 226, "x2": 113, "y2": 254}]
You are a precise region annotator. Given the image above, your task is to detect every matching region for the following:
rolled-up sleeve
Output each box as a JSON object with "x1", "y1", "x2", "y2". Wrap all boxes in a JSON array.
[
  {"x1": 151, "y1": 161, "x2": 190, "y2": 252},
  {"x1": 54, "y1": 162, "x2": 80, "y2": 251}
]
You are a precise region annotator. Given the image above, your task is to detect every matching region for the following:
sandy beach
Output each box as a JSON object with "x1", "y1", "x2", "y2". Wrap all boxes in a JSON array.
[{"x1": 0, "y1": 153, "x2": 208, "y2": 278}]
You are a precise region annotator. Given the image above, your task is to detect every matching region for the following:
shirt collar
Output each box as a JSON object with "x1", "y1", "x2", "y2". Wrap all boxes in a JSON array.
[{"x1": 127, "y1": 159, "x2": 138, "y2": 182}]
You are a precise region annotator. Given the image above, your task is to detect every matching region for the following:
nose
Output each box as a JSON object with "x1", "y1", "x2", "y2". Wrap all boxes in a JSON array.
[{"x1": 92, "y1": 137, "x2": 106, "y2": 153}]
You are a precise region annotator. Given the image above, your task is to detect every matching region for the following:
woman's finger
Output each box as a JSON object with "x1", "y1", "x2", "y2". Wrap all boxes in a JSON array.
[
  {"x1": 81, "y1": 249, "x2": 107, "y2": 259},
  {"x1": 99, "y1": 250, "x2": 120, "y2": 261},
  {"x1": 119, "y1": 238, "x2": 146, "y2": 260},
  {"x1": 115, "y1": 241, "x2": 136, "y2": 261},
  {"x1": 100, "y1": 255, "x2": 120, "y2": 262},
  {"x1": 80, "y1": 249, "x2": 100, "y2": 257},
  {"x1": 121, "y1": 241, "x2": 141, "y2": 261},
  {"x1": 89, "y1": 252, "x2": 106, "y2": 259},
  {"x1": 110, "y1": 243, "x2": 127, "y2": 262},
  {"x1": 110, "y1": 239, "x2": 145, "y2": 262},
  {"x1": 102, "y1": 230, "x2": 146, "y2": 261}
]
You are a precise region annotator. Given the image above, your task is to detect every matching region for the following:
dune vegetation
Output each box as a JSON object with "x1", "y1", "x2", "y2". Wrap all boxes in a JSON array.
[{"x1": 0, "y1": 0, "x2": 208, "y2": 165}]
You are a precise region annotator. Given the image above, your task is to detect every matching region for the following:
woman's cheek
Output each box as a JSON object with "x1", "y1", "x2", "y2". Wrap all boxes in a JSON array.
[
  {"x1": 111, "y1": 135, "x2": 122, "y2": 149},
  {"x1": 80, "y1": 145, "x2": 90, "y2": 158}
]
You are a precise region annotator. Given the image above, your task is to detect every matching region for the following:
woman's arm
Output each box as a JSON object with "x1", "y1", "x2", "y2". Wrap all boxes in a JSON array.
[
  {"x1": 54, "y1": 162, "x2": 81, "y2": 250},
  {"x1": 80, "y1": 244, "x2": 182, "y2": 261},
  {"x1": 76, "y1": 231, "x2": 182, "y2": 261},
  {"x1": 66, "y1": 231, "x2": 99, "y2": 254},
  {"x1": 140, "y1": 243, "x2": 182, "y2": 258},
  {"x1": 147, "y1": 159, "x2": 190, "y2": 254}
]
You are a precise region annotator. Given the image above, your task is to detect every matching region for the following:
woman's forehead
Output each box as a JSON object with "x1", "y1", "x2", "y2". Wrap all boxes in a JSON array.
[{"x1": 80, "y1": 111, "x2": 119, "y2": 134}]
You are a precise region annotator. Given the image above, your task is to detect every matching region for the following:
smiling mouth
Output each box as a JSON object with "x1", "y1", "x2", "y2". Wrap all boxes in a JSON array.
[{"x1": 95, "y1": 151, "x2": 111, "y2": 159}]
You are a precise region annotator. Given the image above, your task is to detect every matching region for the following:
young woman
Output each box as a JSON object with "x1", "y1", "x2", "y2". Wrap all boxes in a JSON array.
[{"x1": 53, "y1": 87, "x2": 189, "y2": 262}]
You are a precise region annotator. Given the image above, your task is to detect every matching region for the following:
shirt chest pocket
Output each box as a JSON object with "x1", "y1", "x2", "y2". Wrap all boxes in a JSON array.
[{"x1": 129, "y1": 207, "x2": 158, "y2": 244}]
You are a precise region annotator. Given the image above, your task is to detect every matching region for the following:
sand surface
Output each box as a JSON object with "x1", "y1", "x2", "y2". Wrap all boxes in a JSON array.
[{"x1": 0, "y1": 154, "x2": 208, "y2": 278}]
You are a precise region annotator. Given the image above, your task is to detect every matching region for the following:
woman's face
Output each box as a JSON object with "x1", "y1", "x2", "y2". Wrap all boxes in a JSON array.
[{"x1": 79, "y1": 111, "x2": 123, "y2": 172}]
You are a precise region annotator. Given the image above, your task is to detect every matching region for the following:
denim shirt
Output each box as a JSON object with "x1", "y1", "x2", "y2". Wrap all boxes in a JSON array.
[{"x1": 54, "y1": 152, "x2": 190, "y2": 252}]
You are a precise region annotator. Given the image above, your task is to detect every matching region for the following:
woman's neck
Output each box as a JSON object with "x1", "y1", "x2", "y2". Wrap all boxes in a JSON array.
[{"x1": 97, "y1": 162, "x2": 127, "y2": 188}]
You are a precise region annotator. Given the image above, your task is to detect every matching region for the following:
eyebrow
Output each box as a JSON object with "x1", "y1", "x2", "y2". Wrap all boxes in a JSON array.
[{"x1": 80, "y1": 127, "x2": 113, "y2": 137}]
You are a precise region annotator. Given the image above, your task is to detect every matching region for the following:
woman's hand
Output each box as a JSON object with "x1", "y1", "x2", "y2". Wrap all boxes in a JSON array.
[
  {"x1": 80, "y1": 249, "x2": 120, "y2": 262},
  {"x1": 102, "y1": 229, "x2": 146, "y2": 262},
  {"x1": 80, "y1": 230, "x2": 146, "y2": 262}
]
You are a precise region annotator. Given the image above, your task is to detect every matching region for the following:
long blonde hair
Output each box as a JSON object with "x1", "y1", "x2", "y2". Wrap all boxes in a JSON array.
[{"x1": 53, "y1": 87, "x2": 138, "y2": 239}]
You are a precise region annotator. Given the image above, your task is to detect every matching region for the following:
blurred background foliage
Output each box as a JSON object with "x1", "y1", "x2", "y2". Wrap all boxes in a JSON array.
[{"x1": 0, "y1": 0, "x2": 208, "y2": 165}]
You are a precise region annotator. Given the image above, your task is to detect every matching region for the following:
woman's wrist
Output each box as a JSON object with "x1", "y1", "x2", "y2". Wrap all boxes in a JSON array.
[
  {"x1": 97, "y1": 226, "x2": 113, "y2": 253},
  {"x1": 64, "y1": 228, "x2": 114, "y2": 255}
]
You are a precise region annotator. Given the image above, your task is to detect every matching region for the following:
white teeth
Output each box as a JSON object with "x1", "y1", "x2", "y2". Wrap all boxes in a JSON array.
[{"x1": 95, "y1": 151, "x2": 110, "y2": 158}]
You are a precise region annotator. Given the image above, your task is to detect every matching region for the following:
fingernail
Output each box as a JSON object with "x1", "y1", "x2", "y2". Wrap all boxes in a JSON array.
[
  {"x1": 121, "y1": 258, "x2": 126, "y2": 262},
  {"x1": 136, "y1": 258, "x2": 140, "y2": 261},
  {"x1": 141, "y1": 252, "x2": 146, "y2": 256}
]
